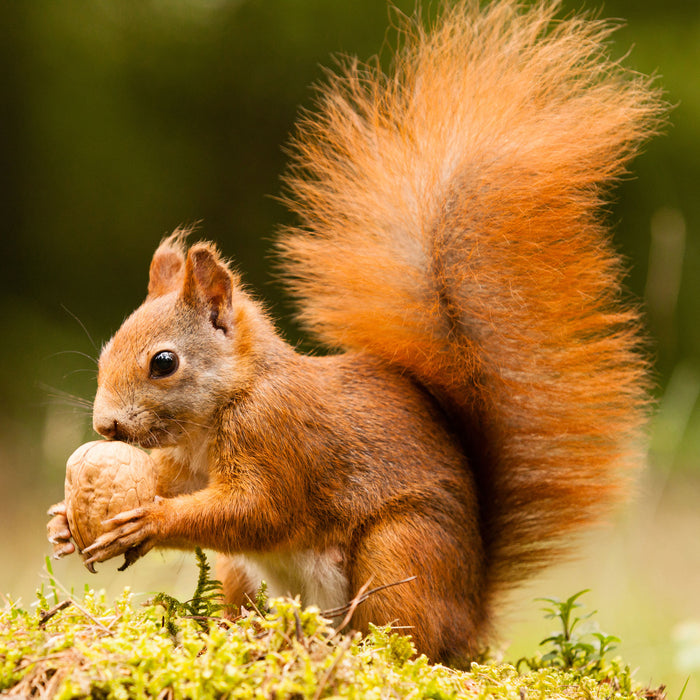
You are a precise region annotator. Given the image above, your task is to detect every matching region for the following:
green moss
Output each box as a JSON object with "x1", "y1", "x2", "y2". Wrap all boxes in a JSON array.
[
  {"x1": 1, "y1": 584, "x2": 660, "y2": 699},
  {"x1": 0, "y1": 557, "x2": 662, "y2": 698}
]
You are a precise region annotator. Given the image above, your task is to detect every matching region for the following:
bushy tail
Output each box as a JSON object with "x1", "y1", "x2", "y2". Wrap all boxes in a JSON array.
[{"x1": 277, "y1": 0, "x2": 665, "y2": 598}]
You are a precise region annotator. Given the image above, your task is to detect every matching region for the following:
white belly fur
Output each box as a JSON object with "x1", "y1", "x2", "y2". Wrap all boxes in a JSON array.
[{"x1": 233, "y1": 549, "x2": 350, "y2": 613}]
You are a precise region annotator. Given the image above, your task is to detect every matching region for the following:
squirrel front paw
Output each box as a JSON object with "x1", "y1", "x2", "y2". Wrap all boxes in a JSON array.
[
  {"x1": 81, "y1": 501, "x2": 164, "y2": 571},
  {"x1": 46, "y1": 501, "x2": 76, "y2": 559}
]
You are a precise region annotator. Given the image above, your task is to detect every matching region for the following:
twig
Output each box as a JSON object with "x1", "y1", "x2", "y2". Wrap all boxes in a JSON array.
[
  {"x1": 41, "y1": 569, "x2": 113, "y2": 635},
  {"x1": 106, "y1": 613, "x2": 124, "y2": 631},
  {"x1": 323, "y1": 575, "x2": 417, "y2": 635},
  {"x1": 328, "y1": 578, "x2": 374, "y2": 639},
  {"x1": 180, "y1": 614, "x2": 228, "y2": 624},
  {"x1": 16, "y1": 652, "x2": 75, "y2": 671},
  {"x1": 39, "y1": 600, "x2": 72, "y2": 627},
  {"x1": 67, "y1": 599, "x2": 113, "y2": 634},
  {"x1": 293, "y1": 608, "x2": 304, "y2": 644},
  {"x1": 243, "y1": 592, "x2": 266, "y2": 619}
]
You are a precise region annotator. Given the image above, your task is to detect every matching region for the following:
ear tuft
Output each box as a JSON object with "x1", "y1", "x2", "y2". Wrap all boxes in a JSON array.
[
  {"x1": 147, "y1": 228, "x2": 190, "y2": 297},
  {"x1": 183, "y1": 243, "x2": 235, "y2": 332}
]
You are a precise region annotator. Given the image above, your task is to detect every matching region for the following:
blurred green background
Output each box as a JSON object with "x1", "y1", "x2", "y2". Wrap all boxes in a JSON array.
[{"x1": 1, "y1": 0, "x2": 698, "y2": 696}]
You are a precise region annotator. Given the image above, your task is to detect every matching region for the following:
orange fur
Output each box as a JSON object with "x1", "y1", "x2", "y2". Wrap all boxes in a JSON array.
[
  {"x1": 50, "y1": 0, "x2": 666, "y2": 665},
  {"x1": 278, "y1": 0, "x2": 665, "y2": 597}
]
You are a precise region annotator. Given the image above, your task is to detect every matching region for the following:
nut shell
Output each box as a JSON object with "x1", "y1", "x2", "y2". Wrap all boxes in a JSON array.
[{"x1": 65, "y1": 441, "x2": 157, "y2": 553}]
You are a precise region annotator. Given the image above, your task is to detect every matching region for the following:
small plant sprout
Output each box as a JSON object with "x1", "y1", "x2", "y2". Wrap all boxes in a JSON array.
[{"x1": 518, "y1": 589, "x2": 625, "y2": 682}]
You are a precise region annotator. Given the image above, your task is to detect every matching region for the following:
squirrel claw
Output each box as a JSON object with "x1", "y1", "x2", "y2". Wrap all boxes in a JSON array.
[
  {"x1": 102, "y1": 507, "x2": 147, "y2": 528},
  {"x1": 118, "y1": 548, "x2": 142, "y2": 571},
  {"x1": 50, "y1": 540, "x2": 75, "y2": 558},
  {"x1": 47, "y1": 502, "x2": 67, "y2": 517},
  {"x1": 47, "y1": 502, "x2": 74, "y2": 559},
  {"x1": 82, "y1": 506, "x2": 157, "y2": 566}
]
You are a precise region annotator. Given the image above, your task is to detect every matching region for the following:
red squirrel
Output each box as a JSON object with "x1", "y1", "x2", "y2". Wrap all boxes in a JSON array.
[{"x1": 47, "y1": 0, "x2": 665, "y2": 664}]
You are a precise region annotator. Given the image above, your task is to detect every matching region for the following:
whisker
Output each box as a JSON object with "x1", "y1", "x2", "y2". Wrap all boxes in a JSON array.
[
  {"x1": 39, "y1": 404, "x2": 93, "y2": 417},
  {"x1": 38, "y1": 383, "x2": 94, "y2": 410},
  {"x1": 61, "y1": 304, "x2": 99, "y2": 353},
  {"x1": 171, "y1": 417, "x2": 214, "y2": 431},
  {"x1": 41, "y1": 395, "x2": 93, "y2": 408},
  {"x1": 45, "y1": 349, "x2": 99, "y2": 366},
  {"x1": 62, "y1": 368, "x2": 98, "y2": 380}
]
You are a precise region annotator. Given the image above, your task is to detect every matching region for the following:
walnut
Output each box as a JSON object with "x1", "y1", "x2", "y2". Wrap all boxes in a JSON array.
[{"x1": 65, "y1": 441, "x2": 157, "y2": 569}]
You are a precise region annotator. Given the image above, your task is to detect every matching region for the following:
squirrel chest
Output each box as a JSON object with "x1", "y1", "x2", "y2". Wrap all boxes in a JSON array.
[{"x1": 228, "y1": 549, "x2": 349, "y2": 613}]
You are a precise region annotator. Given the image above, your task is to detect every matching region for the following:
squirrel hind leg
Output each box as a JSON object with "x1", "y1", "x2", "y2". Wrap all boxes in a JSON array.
[
  {"x1": 348, "y1": 510, "x2": 489, "y2": 665},
  {"x1": 216, "y1": 554, "x2": 257, "y2": 616}
]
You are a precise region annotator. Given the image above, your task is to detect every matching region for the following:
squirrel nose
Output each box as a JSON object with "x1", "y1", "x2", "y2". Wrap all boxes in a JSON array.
[{"x1": 94, "y1": 417, "x2": 121, "y2": 440}]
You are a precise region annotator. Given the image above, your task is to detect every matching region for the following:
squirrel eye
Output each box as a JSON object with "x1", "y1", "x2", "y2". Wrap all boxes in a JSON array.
[{"x1": 149, "y1": 350, "x2": 179, "y2": 378}]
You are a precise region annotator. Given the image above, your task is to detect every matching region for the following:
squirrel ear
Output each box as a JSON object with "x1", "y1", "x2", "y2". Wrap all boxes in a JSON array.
[
  {"x1": 148, "y1": 230, "x2": 187, "y2": 298},
  {"x1": 182, "y1": 243, "x2": 235, "y2": 333}
]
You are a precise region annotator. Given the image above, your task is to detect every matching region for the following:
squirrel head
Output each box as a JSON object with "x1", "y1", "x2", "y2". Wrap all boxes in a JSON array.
[{"x1": 93, "y1": 231, "x2": 264, "y2": 448}]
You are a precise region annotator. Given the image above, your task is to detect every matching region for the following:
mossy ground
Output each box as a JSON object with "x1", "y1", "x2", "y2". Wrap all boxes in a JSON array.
[{"x1": 0, "y1": 581, "x2": 666, "y2": 699}]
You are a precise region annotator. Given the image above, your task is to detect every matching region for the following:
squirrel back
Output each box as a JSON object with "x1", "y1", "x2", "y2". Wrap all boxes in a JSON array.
[{"x1": 277, "y1": 0, "x2": 665, "y2": 599}]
